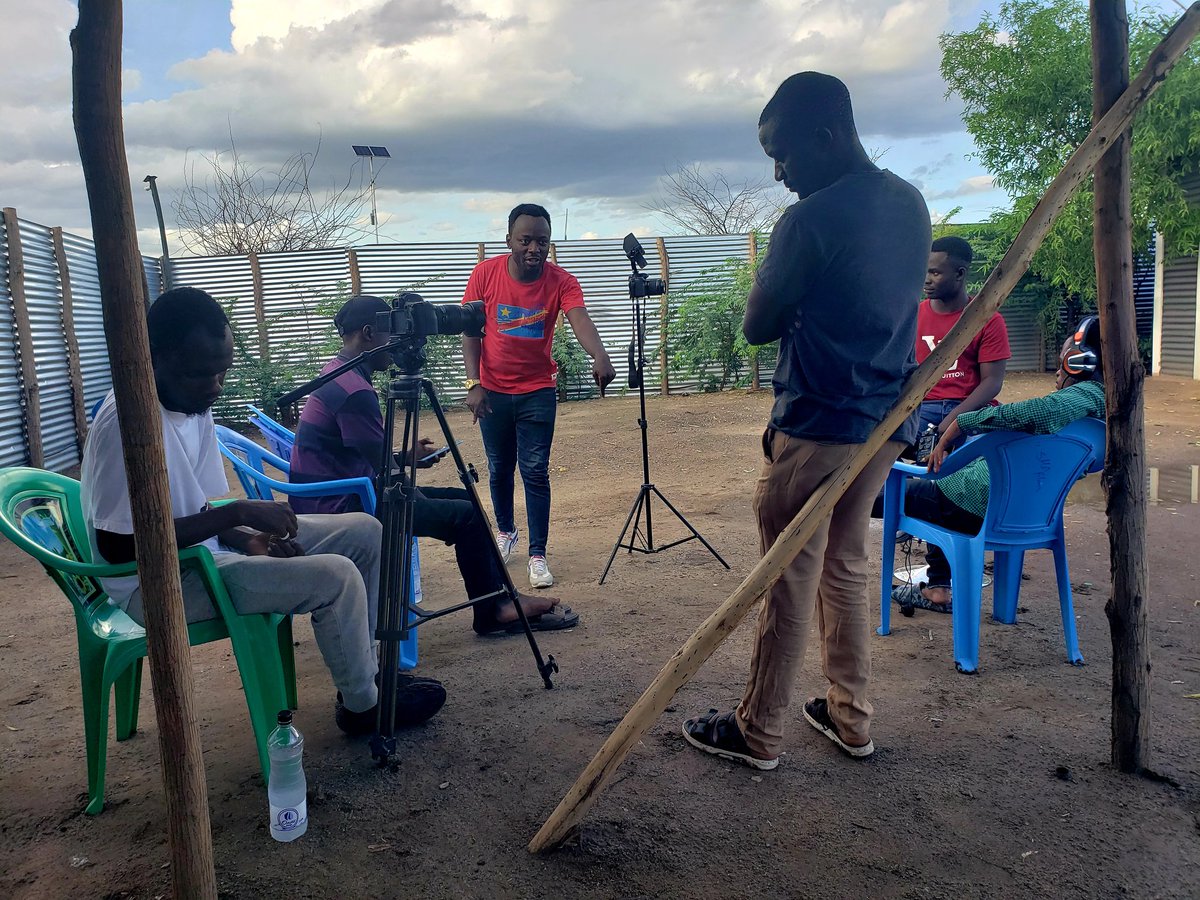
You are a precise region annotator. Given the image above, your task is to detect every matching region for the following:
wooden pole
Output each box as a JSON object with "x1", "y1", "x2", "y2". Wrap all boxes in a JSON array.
[
  {"x1": 1091, "y1": 0, "x2": 1151, "y2": 773},
  {"x1": 52, "y1": 227, "x2": 90, "y2": 455},
  {"x1": 656, "y1": 237, "x2": 670, "y2": 396},
  {"x1": 71, "y1": 3, "x2": 217, "y2": 896},
  {"x1": 347, "y1": 248, "x2": 363, "y2": 295},
  {"x1": 529, "y1": 4, "x2": 1200, "y2": 852},
  {"x1": 2, "y1": 207, "x2": 44, "y2": 467},
  {"x1": 248, "y1": 252, "x2": 271, "y2": 363}
]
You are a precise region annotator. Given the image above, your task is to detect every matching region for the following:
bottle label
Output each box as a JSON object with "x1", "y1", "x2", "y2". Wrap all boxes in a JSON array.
[{"x1": 270, "y1": 800, "x2": 307, "y2": 837}]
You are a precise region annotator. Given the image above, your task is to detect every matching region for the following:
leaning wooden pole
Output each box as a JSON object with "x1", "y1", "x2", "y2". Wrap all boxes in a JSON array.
[
  {"x1": 1091, "y1": 0, "x2": 1151, "y2": 773},
  {"x1": 71, "y1": 2, "x2": 218, "y2": 896},
  {"x1": 529, "y1": 3, "x2": 1200, "y2": 852}
]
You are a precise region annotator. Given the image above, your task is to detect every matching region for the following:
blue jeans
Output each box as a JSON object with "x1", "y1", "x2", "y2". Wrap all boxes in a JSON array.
[{"x1": 478, "y1": 387, "x2": 557, "y2": 557}]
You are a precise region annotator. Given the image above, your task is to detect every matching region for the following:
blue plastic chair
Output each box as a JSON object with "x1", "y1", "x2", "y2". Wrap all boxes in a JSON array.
[
  {"x1": 213, "y1": 425, "x2": 420, "y2": 670},
  {"x1": 246, "y1": 405, "x2": 296, "y2": 462},
  {"x1": 878, "y1": 417, "x2": 1106, "y2": 674}
]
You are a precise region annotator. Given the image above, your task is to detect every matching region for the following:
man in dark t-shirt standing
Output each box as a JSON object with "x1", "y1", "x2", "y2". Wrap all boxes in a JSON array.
[{"x1": 684, "y1": 72, "x2": 932, "y2": 770}]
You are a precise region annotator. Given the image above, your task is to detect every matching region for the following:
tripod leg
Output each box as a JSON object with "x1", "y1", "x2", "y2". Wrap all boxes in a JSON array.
[
  {"x1": 599, "y1": 487, "x2": 651, "y2": 584},
  {"x1": 422, "y1": 382, "x2": 556, "y2": 688},
  {"x1": 649, "y1": 485, "x2": 730, "y2": 569}
]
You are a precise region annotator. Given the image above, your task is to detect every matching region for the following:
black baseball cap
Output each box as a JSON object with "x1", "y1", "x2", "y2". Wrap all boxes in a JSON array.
[{"x1": 334, "y1": 295, "x2": 391, "y2": 335}]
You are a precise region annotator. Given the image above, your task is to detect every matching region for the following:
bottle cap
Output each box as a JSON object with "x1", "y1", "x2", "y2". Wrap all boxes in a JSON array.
[{"x1": 277, "y1": 709, "x2": 293, "y2": 725}]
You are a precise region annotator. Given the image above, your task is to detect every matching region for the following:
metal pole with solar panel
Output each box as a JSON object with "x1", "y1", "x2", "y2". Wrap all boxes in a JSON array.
[{"x1": 352, "y1": 144, "x2": 390, "y2": 243}]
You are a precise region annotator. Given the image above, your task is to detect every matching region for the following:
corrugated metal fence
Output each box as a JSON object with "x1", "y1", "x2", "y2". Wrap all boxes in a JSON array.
[
  {"x1": 1, "y1": 209, "x2": 162, "y2": 472},
  {"x1": 4, "y1": 212, "x2": 1058, "y2": 472}
]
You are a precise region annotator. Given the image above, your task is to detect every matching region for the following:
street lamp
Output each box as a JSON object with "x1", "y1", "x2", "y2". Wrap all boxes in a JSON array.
[
  {"x1": 143, "y1": 174, "x2": 172, "y2": 290},
  {"x1": 352, "y1": 144, "x2": 390, "y2": 243}
]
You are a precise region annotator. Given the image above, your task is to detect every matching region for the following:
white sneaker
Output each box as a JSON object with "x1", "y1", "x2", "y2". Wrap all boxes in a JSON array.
[
  {"x1": 528, "y1": 555, "x2": 554, "y2": 589},
  {"x1": 496, "y1": 529, "x2": 519, "y2": 564}
]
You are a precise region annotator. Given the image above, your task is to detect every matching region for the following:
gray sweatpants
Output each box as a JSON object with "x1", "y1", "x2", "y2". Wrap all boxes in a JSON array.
[{"x1": 124, "y1": 513, "x2": 381, "y2": 713}]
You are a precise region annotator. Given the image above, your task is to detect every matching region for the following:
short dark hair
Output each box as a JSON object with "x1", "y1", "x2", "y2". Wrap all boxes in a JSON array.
[
  {"x1": 508, "y1": 203, "x2": 551, "y2": 232},
  {"x1": 931, "y1": 235, "x2": 973, "y2": 270},
  {"x1": 147, "y1": 287, "x2": 229, "y2": 354},
  {"x1": 759, "y1": 72, "x2": 856, "y2": 136}
]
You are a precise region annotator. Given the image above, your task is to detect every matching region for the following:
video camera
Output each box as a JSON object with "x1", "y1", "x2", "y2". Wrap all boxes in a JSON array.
[
  {"x1": 376, "y1": 291, "x2": 486, "y2": 341},
  {"x1": 623, "y1": 234, "x2": 666, "y2": 299}
]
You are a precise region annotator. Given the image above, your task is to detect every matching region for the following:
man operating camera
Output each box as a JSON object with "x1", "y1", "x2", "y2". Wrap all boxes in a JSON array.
[{"x1": 289, "y1": 295, "x2": 579, "y2": 635}]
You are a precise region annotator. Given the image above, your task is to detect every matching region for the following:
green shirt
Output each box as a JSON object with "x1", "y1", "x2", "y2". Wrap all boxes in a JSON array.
[{"x1": 934, "y1": 380, "x2": 1107, "y2": 518}]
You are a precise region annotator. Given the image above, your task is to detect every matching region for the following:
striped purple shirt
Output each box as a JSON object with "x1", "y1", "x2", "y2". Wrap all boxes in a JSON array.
[{"x1": 289, "y1": 354, "x2": 384, "y2": 515}]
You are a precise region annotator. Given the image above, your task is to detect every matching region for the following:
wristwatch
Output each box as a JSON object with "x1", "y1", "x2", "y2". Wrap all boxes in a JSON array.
[{"x1": 464, "y1": 378, "x2": 481, "y2": 391}]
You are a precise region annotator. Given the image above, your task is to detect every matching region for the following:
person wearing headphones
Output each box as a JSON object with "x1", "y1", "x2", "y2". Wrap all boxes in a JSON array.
[{"x1": 890, "y1": 315, "x2": 1106, "y2": 614}]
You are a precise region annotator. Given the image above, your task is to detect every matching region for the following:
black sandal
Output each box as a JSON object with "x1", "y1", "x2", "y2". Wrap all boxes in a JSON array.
[{"x1": 681, "y1": 709, "x2": 778, "y2": 770}]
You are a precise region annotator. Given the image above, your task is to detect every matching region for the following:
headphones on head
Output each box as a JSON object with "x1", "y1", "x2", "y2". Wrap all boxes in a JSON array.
[{"x1": 1060, "y1": 314, "x2": 1101, "y2": 377}]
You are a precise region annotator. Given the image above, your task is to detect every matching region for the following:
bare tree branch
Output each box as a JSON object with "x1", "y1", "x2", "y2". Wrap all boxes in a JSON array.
[
  {"x1": 173, "y1": 133, "x2": 370, "y2": 256},
  {"x1": 643, "y1": 162, "x2": 789, "y2": 235}
]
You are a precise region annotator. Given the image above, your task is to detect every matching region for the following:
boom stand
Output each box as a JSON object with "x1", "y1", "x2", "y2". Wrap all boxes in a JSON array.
[
  {"x1": 279, "y1": 345, "x2": 557, "y2": 768},
  {"x1": 599, "y1": 289, "x2": 730, "y2": 584}
]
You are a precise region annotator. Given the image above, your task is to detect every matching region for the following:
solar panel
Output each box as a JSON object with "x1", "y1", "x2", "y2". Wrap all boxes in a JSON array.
[
  {"x1": 352, "y1": 145, "x2": 372, "y2": 156},
  {"x1": 369, "y1": 146, "x2": 391, "y2": 158}
]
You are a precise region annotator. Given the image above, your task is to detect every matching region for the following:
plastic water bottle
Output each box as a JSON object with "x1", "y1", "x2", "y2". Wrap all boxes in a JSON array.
[{"x1": 267, "y1": 710, "x2": 307, "y2": 842}]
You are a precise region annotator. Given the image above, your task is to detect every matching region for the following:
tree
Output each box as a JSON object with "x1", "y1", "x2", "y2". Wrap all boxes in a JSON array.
[
  {"x1": 941, "y1": 0, "x2": 1200, "y2": 312},
  {"x1": 644, "y1": 163, "x2": 789, "y2": 235},
  {"x1": 174, "y1": 135, "x2": 369, "y2": 255},
  {"x1": 668, "y1": 256, "x2": 774, "y2": 391}
]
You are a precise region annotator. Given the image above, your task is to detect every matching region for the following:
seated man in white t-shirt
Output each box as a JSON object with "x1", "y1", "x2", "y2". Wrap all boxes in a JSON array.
[{"x1": 80, "y1": 286, "x2": 446, "y2": 736}]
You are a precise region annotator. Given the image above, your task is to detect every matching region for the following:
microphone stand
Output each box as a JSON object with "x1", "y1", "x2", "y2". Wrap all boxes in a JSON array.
[{"x1": 599, "y1": 250, "x2": 729, "y2": 584}]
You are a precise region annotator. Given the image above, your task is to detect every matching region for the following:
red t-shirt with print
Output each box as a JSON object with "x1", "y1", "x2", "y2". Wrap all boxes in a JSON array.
[
  {"x1": 916, "y1": 299, "x2": 1011, "y2": 401},
  {"x1": 462, "y1": 254, "x2": 586, "y2": 394}
]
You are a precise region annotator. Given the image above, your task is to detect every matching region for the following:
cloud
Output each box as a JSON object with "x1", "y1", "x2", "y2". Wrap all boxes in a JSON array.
[
  {"x1": 924, "y1": 173, "x2": 997, "y2": 201},
  {"x1": 2, "y1": 0, "x2": 975, "y2": 252}
]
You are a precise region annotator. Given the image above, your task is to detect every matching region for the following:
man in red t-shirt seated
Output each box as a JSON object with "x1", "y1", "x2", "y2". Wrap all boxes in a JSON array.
[
  {"x1": 915, "y1": 235, "x2": 1010, "y2": 454},
  {"x1": 462, "y1": 204, "x2": 616, "y2": 589}
]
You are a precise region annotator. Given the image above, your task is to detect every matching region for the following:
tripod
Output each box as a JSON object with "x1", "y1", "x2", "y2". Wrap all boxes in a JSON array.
[
  {"x1": 599, "y1": 246, "x2": 730, "y2": 584},
  {"x1": 279, "y1": 340, "x2": 556, "y2": 766}
]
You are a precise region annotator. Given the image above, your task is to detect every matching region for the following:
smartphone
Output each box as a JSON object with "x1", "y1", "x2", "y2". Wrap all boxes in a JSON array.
[{"x1": 419, "y1": 439, "x2": 463, "y2": 464}]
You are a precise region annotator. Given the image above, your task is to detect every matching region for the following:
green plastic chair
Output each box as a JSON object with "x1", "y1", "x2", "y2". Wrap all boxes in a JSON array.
[{"x1": 0, "y1": 467, "x2": 297, "y2": 815}]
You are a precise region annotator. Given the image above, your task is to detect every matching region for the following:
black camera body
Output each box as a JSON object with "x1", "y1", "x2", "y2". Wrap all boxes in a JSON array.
[
  {"x1": 624, "y1": 233, "x2": 665, "y2": 299},
  {"x1": 376, "y1": 292, "x2": 485, "y2": 341}
]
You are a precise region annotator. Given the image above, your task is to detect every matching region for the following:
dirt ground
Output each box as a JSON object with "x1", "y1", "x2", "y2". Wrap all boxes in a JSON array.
[{"x1": 2, "y1": 373, "x2": 1199, "y2": 899}]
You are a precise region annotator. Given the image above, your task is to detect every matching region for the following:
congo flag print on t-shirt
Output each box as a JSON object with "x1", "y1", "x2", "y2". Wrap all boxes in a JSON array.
[{"x1": 496, "y1": 304, "x2": 548, "y2": 339}]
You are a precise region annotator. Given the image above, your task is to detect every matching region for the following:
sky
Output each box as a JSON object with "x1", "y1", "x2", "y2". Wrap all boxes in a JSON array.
[{"x1": 0, "y1": 0, "x2": 1186, "y2": 257}]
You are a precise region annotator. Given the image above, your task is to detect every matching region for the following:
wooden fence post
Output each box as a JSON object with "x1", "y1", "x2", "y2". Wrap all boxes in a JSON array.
[
  {"x1": 248, "y1": 252, "x2": 270, "y2": 363},
  {"x1": 52, "y1": 226, "x2": 90, "y2": 454},
  {"x1": 72, "y1": 3, "x2": 217, "y2": 895},
  {"x1": 748, "y1": 232, "x2": 760, "y2": 391},
  {"x1": 2, "y1": 207, "x2": 44, "y2": 468},
  {"x1": 1091, "y1": 0, "x2": 1151, "y2": 774},
  {"x1": 347, "y1": 248, "x2": 362, "y2": 295},
  {"x1": 477, "y1": 242, "x2": 486, "y2": 263},
  {"x1": 657, "y1": 237, "x2": 670, "y2": 395}
]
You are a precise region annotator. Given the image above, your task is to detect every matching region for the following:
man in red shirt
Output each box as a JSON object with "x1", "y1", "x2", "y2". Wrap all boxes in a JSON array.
[
  {"x1": 462, "y1": 204, "x2": 616, "y2": 588},
  {"x1": 915, "y1": 235, "x2": 1010, "y2": 450}
]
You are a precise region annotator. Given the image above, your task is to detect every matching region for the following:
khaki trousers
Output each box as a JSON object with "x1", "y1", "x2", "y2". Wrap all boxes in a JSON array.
[{"x1": 736, "y1": 430, "x2": 903, "y2": 758}]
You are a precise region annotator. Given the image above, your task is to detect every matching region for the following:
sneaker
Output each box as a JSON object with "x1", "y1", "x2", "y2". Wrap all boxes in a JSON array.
[
  {"x1": 682, "y1": 709, "x2": 778, "y2": 770},
  {"x1": 528, "y1": 555, "x2": 554, "y2": 588},
  {"x1": 496, "y1": 528, "x2": 519, "y2": 564},
  {"x1": 335, "y1": 674, "x2": 447, "y2": 737},
  {"x1": 802, "y1": 698, "x2": 874, "y2": 759}
]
